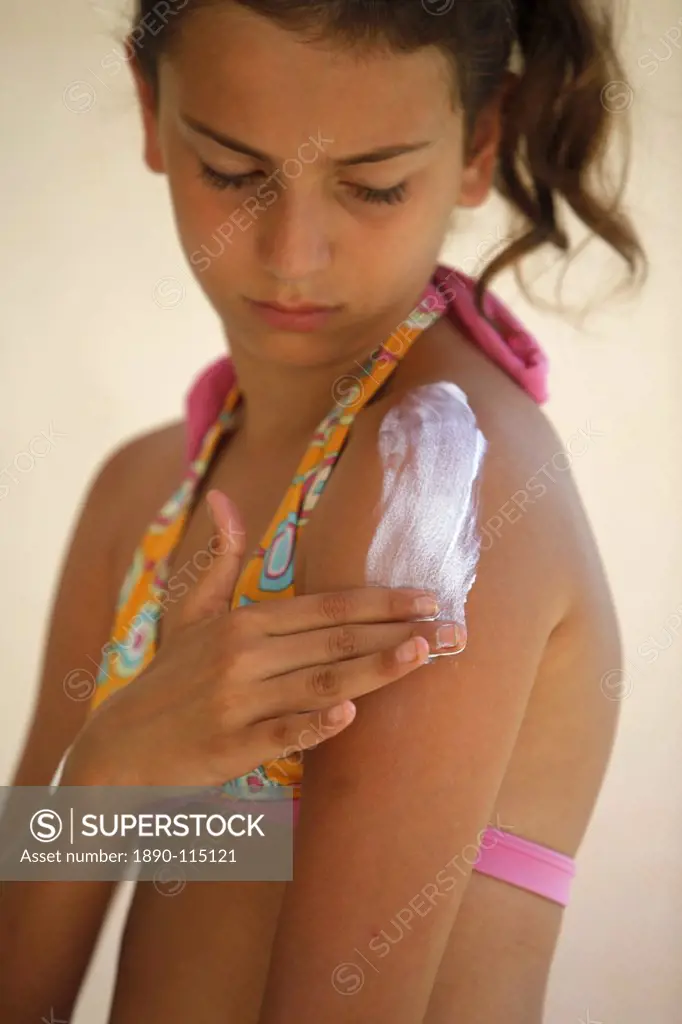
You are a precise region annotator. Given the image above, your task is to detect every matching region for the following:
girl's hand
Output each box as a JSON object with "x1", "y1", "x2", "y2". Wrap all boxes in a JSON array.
[{"x1": 64, "y1": 489, "x2": 460, "y2": 789}]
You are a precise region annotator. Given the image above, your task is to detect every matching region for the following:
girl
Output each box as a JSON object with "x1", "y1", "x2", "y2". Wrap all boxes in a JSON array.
[{"x1": 2, "y1": 1, "x2": 644, "y2": 1022}]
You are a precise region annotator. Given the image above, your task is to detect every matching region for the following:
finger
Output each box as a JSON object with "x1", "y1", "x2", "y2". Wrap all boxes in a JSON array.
[
  {"x1": 253, "y1": 635, "x2": 432, "y2": 721},
  {"x1": 244, "y1": 585, "x2": 440, "y2": 637},
  {"x1": 239, "y1": 701, "x2": 359, "y2": 774},
  {"x1": 178, "y1": 489, "x2": 247, "y2": 626},
  {"x1": 254, "y1": 618, "x2": 463, "y2": 679}
]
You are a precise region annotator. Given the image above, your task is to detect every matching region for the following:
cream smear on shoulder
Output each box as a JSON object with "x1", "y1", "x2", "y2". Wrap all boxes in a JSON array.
[{"x1": 366, "y1": 382, "x2": 487, "y2": 652}]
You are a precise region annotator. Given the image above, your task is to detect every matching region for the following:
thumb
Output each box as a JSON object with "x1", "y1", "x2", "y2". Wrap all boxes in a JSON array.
[{"x1": 179, "y1": 489, "x2": 247, "y2": 626}]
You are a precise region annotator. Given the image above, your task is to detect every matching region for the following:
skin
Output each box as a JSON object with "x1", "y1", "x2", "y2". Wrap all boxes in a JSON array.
[{"x1": 7, "y1": 5, "x2": 622, "y2": 1023}]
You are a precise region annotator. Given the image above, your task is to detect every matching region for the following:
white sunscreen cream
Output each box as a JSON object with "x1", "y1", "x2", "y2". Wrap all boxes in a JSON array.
[{"x1": 366, "y1": 382, "x2": 488, "y2": 655}]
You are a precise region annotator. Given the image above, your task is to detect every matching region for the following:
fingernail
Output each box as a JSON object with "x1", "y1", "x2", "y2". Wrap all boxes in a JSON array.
[
  {"x1": 435, "y1": 624, "x2": 459, "y2": 649},
  {"x1": 325, "y1": 702, "x2": 354, "y2": 725},
  {"x1": 396, "y1": 638, "x2": 420, "y2": 662},
  {"x1": 208, "y1": 489, "x2": 233, "y2": 525},
  {"x1": 413, "y1": 596, "x2": 440, "y2": 617}
]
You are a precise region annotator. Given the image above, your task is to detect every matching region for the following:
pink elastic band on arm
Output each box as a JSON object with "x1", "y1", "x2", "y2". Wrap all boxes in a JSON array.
[{"x1": 474, "y1": 828, "x2": 576, "y2": 906}]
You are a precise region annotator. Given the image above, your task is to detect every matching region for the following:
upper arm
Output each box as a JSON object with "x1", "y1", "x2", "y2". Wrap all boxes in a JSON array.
[
  {"x1": 9, "y1": 435, "x2": 145, "y2": 787},
  {"x1": 257, "y1": 388, "x2": 569, "y2": 1023},
  {"x1": 1, "y1": 428, "x2": 184, "y2": 1019}
]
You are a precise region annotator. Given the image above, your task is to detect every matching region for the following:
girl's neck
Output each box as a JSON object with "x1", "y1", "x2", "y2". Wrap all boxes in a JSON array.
[
  {"x1": 223, "y1": 286, "x2": 426, "y2": 447},
  {"x1": 226, "y1": 350, "x2": 349, "y2": 448}
]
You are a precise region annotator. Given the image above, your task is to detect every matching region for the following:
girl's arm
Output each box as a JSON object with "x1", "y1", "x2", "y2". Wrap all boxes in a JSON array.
[
  {"x1": 256, "y1": 391, "x2": 571, "y2": 1024},
  {"x1": 0, "y1": 439, "x2": 142, "y2": 1022}
]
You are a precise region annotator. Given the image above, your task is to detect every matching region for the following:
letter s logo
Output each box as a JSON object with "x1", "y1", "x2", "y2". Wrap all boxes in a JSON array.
[{"x1": 29, "y1": 808, "x2": 63, "y2": 842}]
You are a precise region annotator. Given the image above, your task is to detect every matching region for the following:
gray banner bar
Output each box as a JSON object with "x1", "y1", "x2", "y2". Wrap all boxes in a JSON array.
[{"x1": 0, "y1": 785, "x2": 294, "y2": 881}]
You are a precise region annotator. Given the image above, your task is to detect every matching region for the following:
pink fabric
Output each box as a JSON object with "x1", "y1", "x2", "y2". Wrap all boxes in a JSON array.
[
  {"x1": 186, "y1": 355, "x2": 236, "y2": 465},
  {"x1": 184, "y1": 263, "x2": 573, "y2": 906},
  {"x1": 473, "y1": 828, "x2": 575, "y2": 906},
  {"x1": 431, "y1": 265, "x2": 549, "y2": 405},
  {"x1": 185, "y1": 264, "x2": 549, "y2": 463}
]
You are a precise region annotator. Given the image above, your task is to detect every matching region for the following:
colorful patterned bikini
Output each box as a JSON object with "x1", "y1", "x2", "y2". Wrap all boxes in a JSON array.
[{"x1": 81, "y1": 263, "x2": 575, "y2": 904}]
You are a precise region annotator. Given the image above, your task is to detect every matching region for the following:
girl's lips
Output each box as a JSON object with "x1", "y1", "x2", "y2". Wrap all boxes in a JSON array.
[
  {"x1": 246, "y1": 298, "x2": 341, "y2": 332},
  {"x1": 257, "y1": 300, "x2": 337, "y2": 313}
]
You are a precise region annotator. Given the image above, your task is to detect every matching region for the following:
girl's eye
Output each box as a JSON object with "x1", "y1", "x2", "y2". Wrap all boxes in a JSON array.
[
  {"x1": 199, "y1": 164, "x2": 260, "y2": 191},
  {"x1": 348, "y1": 183, "x2": 408, "y2": 206},
  {"x1": 198, "y1": 162, "x2": 408, "y2": 206}
]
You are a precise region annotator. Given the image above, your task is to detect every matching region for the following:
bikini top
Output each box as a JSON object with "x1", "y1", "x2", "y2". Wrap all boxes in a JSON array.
[{"x1": 86, "y1": 263, "x2": 575, "y2": 905}]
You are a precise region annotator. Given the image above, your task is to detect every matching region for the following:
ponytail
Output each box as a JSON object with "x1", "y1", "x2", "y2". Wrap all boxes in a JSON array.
[{"x1": 478, "y1": 0, "x2": 645, "y2": 305}]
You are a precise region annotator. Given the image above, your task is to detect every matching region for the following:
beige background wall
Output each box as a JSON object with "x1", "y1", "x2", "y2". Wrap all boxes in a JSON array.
[{"x1": 1, "y1": 1, "x2": 680, "y2": 1020}]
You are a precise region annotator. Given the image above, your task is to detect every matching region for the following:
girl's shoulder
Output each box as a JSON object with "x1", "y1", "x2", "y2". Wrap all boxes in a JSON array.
[
  {"x1": 370, "y1": 313, "x2": 580, "y2": 526},
  {"x1": 101, "y1": 419, "x2": 187, "y2": 584},
  {"x1": 304, "y1": 315, "x2": 596, "y2": 630}
]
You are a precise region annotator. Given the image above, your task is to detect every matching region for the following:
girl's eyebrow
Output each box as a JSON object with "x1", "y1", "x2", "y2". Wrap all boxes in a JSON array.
[{"x1": 180, "y1": 114, "x2": 434, "y2": 166}]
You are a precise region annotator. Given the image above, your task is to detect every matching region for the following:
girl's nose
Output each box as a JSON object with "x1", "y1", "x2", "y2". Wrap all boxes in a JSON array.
[{"x1": 257, "y1": 183, "x2": 333, "y2": 282}]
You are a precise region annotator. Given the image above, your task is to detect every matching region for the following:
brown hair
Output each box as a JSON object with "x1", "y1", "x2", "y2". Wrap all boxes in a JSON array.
[{"x1": 130, "y1": 0, "x2": 646, "y2": 309}]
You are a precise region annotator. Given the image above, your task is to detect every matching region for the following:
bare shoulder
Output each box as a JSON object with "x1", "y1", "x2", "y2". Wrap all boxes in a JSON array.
[
  {"x1": 96, "y1": 418, "x2": 186, "y2": 503},
  {"x1": 306, "y1": 317, "x2": 610, "y2": 638},
  {"x1": 9, "y1": 418, "x2": 186, "y2": 787},
  {"x1": 104, "y1": 418, "x2": 187, "y2": 576}
]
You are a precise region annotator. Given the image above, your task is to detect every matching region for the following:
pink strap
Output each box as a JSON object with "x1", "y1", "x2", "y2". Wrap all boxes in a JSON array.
[
  {"x1": 431, "y1": 266, "x2": 549, "y2": 405},
  {"x1": 474, "y1": 828, "x2": 576, "y2": 906},
  {"x1": 184, "y1": 265, "x2": 550, "y2": 463},
  {"x1": 186, "y1": 355, "x2": 236, "y2": 465}
]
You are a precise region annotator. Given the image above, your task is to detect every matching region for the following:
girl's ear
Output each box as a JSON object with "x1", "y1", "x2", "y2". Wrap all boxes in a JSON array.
[
  {"x1": 129, "y1": 41, "x2": 165, "y2": 175},
  {"x1": 456, "y1": 71, "x2": 517, "y2": 209}
]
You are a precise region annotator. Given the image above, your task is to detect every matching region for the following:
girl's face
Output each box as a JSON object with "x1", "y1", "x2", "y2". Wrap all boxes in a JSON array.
[{"x1": 134, "y1": 4, "x2": 499, "y2": 368}]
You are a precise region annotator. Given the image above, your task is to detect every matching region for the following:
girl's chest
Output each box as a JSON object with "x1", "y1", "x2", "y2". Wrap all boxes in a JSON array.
[{"x1": 158, "y1": 432, "x2": 310, "y2": 648}]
